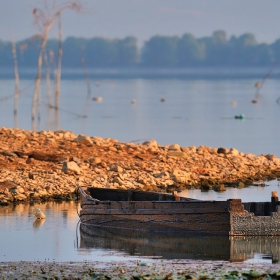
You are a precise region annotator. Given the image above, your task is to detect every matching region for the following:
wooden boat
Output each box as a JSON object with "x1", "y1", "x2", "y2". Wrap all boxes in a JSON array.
[{"x1": 78, "y1": 187, "x2": 280, "y2": 236}]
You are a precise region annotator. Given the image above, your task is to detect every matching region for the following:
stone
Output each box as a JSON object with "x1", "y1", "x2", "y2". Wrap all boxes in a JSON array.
[
  {"x1": 90, "y1": 157, "x2": 101, "y2": 165},
  {"x1": 238, "y1": 182, "x2": 245, "y2": 189},
  {"x1": 197, "y1": 146, "x2": 210, "y2": 155},
  {"x1": 142, "y1": 140, "x2": 158, "y2": 148},
  {"x1": 28, "y1": 173, "x2": 35, "y2": 180},
  {"x1": 217, "y1": 147, "x2": 229, "y2": 154},
  {"x1": 110, "y1": 165, "x2": 123, "y2": 173},
  {"x1": 26, "y1": 158, "x2": 35, "y2": 164},
  {"x1": 91, "y1": 136, "x2": 104, "y2": 145},
  {"x1": 100, "y1": 162, "x2": 107, "y2": 168},
  {"x1": 213, "y1": 184, "x2": 226, "y2": 192},
  {"x1": 147, "y1": 147, "x2": 159, "y2": 154},
  {"x1": 62, "y1": 161, "x2": 81, "y2": 175},
  {"x1": 167, "y1": 151, "x2": 187, "y2": 158},
  {"x1": 73, "y1": 135, "x2": 93, "y2": 146},
  {"x1": 265, "y1": 154, "x2": 277, "y2": 161},
  {"x1": 33, "y1": 207, "x2": 46, "y2": 219},
  {"x1": 9, "y1": 186, "x2": 25, "y2": 195},
  {"x1": 229, "y1": 148, "x2": 239, "y2": 156},
  {"x1": 168, "y1": 144, "x2": 181, "y2": 151}
]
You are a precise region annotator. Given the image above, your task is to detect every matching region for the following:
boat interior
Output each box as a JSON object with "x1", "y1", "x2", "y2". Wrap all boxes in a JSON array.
[
  {"x1": 85, "y1": 187, "x2": 196, "y2": 202},
  {"x1": 243, "y1": 202, "x2": 280, "y2": 216}
]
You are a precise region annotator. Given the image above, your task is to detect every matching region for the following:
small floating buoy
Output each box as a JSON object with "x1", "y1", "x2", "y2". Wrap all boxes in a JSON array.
[
  {"x1": 131, "y1": 99, "x2": 136, "y2": 104},
  {"x1": 160, "y1": 98, "x2": 166, "y2": 102},
  {"x1": 234, "y1": 114, "x2": 245, "y2": 119},
  {"x1": 92, "y1": 97, "x2": 102, "y2": 102},
  {"x1": 33, "y1": 207, "x2": 45, "y2": 219}
]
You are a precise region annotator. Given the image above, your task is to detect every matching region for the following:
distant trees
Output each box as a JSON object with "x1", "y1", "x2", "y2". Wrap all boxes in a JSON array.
[
  {"x1": 177, "y1": 34, "x2": 205, "y2": 66},
  {"x1": 141, "y1": 36, "x2": 179, "y2": 67},
  {"x1": 1, "y1": 30, "x2": 280, "y2": 69}
]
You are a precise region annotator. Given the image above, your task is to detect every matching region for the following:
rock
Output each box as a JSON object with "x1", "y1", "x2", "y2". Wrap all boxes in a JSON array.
[
  {"x1": 112, "y1": 177, "x2": 124, "y2": 185},
  {"x1": 197, "y1": 146, "x2": 210, "y2": 155},
  {"x1": 189, "y1": 146, "x2": 197, "y2": 153},
  {"x1": 142, "y1": 140, "x2": 158, "y2": 149},
  {"x1": 62, "y1": 161, "x2": 81, "y2": 175},
  {"x1": 110, "y1": 165, "x2": 123, "y2": 173},
  {"x1": 73, "y1": 135, "x2": 93, "y2": 146},
  {"x1": 28, "y1": 173, "x2": 35, "y2": 180},
  {"x1": 167, "y1": 151, "x2": 187, "y2": 158},
  {"x1": 108, "y1": 146, "x2": 118, "y2": 152},
  {"x1": 147, "y1": 147, "x2": 159, "y2": 154},
  {"x1": 70, "y1": 157, "x2": 81, "y2": 164},
  {"x1": 238, "y1": 182, "x2": 245, "y2": 189},
  {"x1": 100, "y1": 162, "x2": 107, "y2": 168},
  {"x1": 213, "y1": 184, "x2": 226, "y2": 192},
  {"x1": 91, "y1": 136, "x2": 104, "y2": 145},
  {"x1": 246, "y1": 153, "x2": 256, "y2": 160},
  {"x1": 9, "y1": 186, "x2": 25, "y2": 195},
  {"x1": 168, "y1": 144, "x2": 181, "y2": 151},
  {"x1": 33, "y1": 207, "x2": 46, "y2": 219},
  {"x1": 14, "y1": 193, "x2": 27, "y2": 201},
  {"x1": 26, "y1": 157, "x2": 35, "y2": 164},
  {"x1": 63, "y1": 130, "x2": 76, "y2": 140},
  {"x1": 217, "y1": 147, "x2": 229, "y2": 154},
  {"x1": 229, "y1": 148, "x2": 239, "y2": 156},
  {"x1": 265, "y1": 154, "x2": 277, "y2": 161},
  {"x1": 90, "y1": 157, "x2": 101, "y2": 165}
]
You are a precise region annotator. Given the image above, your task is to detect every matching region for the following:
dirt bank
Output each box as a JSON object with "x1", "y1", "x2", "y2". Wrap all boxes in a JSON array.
[{"x1": 0, "y1": 127, "x2": 280, "y2": 205}]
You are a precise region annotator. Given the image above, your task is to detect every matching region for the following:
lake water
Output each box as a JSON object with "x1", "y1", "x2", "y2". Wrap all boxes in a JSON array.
[
  {"x1": 1, "y1": 183, "x2": 280, "y2": 263},
  {"x1": 1, "y1": 74, "x2": 280, "y2": 263},
  {"x1": 1, "y1": 76, "x2": 280, "y2": 157}
]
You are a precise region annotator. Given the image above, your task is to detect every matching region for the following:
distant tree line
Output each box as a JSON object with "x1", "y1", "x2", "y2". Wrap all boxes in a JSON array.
[{"x1": 1, "y1": 30, "x2": 280, "y2": 68}]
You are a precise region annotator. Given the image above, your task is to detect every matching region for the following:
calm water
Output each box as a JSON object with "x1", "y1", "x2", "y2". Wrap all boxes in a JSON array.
[
  {"x1": 1, "y1": 181, "x2": 280, "y2": 262},
  {"x1": 1, "y1": 76, "x2": 280, "y2": 262},
  {"x1": 1, "y1": 77, "x2": 280, "y2": 156}
]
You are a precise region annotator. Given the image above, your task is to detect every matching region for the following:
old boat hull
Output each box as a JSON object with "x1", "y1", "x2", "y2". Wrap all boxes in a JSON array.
[{"x1": 79, "y1": 187, "x2": 280, "y2": 236}]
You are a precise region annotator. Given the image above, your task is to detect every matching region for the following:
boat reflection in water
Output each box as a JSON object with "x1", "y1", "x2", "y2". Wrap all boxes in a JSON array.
[{"x1": 79, "y1": 224, "x2": 280, "y2": 263}]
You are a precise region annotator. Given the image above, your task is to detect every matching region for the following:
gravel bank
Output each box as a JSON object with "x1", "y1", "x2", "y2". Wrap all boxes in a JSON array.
[
  {"x1": 1, "y1": 259, "x2": 280, "y2": 279},
  {"x1": 1, "y1": 127, "x2": 280, "y2": 205}
]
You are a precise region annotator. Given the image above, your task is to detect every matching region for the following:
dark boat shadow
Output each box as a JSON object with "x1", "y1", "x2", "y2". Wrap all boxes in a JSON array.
[
  {"x1": 79, "y1": 224, "x2": 230, "y2": 260},
  {"x1": 79, "y1": 224, "x2": 280, "y2": 263}
]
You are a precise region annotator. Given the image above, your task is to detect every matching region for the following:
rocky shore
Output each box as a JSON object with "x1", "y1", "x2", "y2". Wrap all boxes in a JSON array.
[
  {"x1": 1, "y1": 127, "x2": 280, "y2": 205},
  {"x1": 1, "y1": 259, "x2": 280, "y2": 279}
]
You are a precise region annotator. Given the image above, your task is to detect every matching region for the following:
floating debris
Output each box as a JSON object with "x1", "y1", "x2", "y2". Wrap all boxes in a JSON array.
[
  {"x1": 161, "y1": 98, "x2": 166, "y2": 102},
  {"x1": 234, "y1": 114, "x2": 245, "y2": 119},
  {"x1": 92, "y1": 97, "x2": 102, "y2": 102},
  {"x1": 252, "y1": 99, "x2": 258, "y2": 104},
  {"x1": 230, "y1": 101, "x2": 237, "y2": 106},
  {"x1": 131, "y1": 99, "x2": 136, "y2": 104}
]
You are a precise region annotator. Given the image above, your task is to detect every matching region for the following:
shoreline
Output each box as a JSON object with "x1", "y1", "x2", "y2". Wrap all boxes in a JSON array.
[
  {"x1": 1, "y1": 259, "x2": 280, "y2": 279},
  {"x1": 1, "y1": 127, "x2": 280, "y2": 205}
]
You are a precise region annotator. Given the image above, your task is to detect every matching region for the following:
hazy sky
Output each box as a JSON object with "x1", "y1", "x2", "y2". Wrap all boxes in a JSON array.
[{"x1": 1, "y1": 0, "x2": 280, "y2": 45}]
